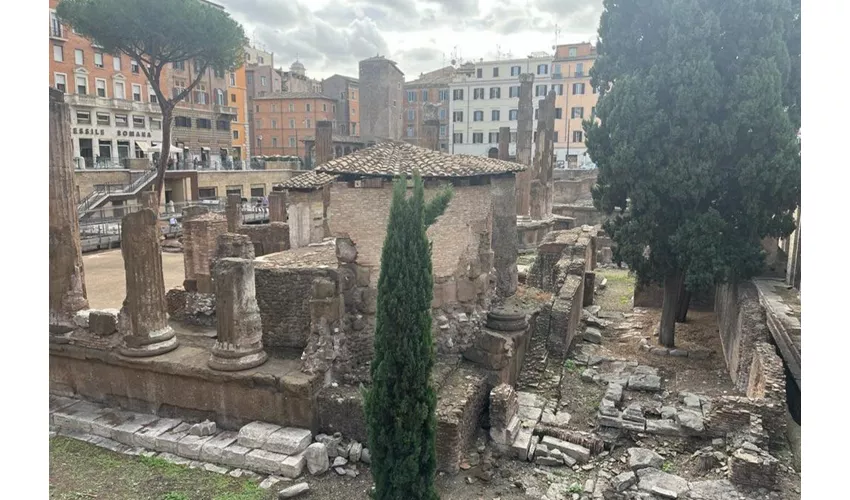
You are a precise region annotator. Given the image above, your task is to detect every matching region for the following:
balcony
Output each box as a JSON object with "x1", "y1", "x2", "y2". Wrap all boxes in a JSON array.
[
  {"x1": 132, "y1": 101, "x2": 162, "y2": 114},
  {"x1": 215, "y1": 104, "x2": 238, "y2": 116},
  {"x1": 66, "y1": 94, "x2": 98, "y2": 107},
  {"x1": 112, "y1": 99, "x2": 134, "y2": 111},
  {"x1": 49, "y1": 24, "x2": 66, "y2": 41}
]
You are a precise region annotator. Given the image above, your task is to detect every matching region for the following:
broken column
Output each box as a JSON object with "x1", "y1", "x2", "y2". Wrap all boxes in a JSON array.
[
  {"x1": 530, "y1": 90, "x2": 557, "y2": 220},
  {"x1": 498, "y1": 126, "x2": 511, "y2": 161},
  {"x1": 208, "y1": 233, "x2": 268, "y2": 371},
  {"x1": 422, "y1": 103, "x2": 441, "y2": 151},
  {"x1": 315, "y1": 121, "x2": 334, "y2": 167},
  {"x1": 515, "y1": 73, "x2": 535, "y2": 217},
  {"x1": 119, "y1": 209, "x2": 178, "y2": 357},
  {"x1": 268, "y1": 191, "x2": 288, "y2": 222},
  {"x1": 49, "y1": 88, "x2": 89, "y2": 339},
  {"x1": 225, "y1": 193, "x2": 242, "y2": 232},
  {"x1": 492, "y1": 174, "x2": 519, "y2": 297},
  {"x1": 182, "y1": 212, "x2": 228, "y2": 293}
]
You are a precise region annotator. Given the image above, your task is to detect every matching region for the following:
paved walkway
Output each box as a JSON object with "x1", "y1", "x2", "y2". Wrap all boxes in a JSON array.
[{"x1": 82, "y1": 249, "x2": 185, "y2": 309}]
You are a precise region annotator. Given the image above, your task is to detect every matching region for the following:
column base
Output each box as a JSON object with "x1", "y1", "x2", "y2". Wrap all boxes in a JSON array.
[
  {"x1": 120, "y1": 327, "x2": 179, "y2": 358},
  {"x1": 49, "y1": 324, "x2": 74, "y2": 344},
  {"x1": 208, "y1": 344, "x2": 268, "y2": 372}
]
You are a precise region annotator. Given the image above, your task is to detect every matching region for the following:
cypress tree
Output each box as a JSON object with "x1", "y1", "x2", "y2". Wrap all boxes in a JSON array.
[{"x1": 364, "y1": 173, "x2": 452, "y2": 500}]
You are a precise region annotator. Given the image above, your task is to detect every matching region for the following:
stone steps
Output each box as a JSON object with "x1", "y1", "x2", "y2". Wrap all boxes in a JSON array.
[{"x1": 50, "y1": 395, "x2": 313, "y2": 480}]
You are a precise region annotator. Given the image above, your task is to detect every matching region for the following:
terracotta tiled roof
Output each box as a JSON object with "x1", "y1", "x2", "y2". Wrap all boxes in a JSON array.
[
  {"x1": 301, "y1": 135, "x2": 366, "y2": 145},
  {"x1": 278, "y1": 171, "x2": 336, "y2": 190},
  {"x1": 254, "y1": 91, "x2": 331, "y2": 100},
  {"x1": 316, "y1": 141, "x2": 526, "y2": 178}
]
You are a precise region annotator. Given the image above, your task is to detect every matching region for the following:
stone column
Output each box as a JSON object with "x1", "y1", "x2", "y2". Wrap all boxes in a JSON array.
[
  {"x1": 49, "y1": 88, "x2": 88, "y2": 338},
  {"x1": 498, "y1": 126, "x2": 511, "y2": 161},
  {"x1": 491, "y1": 175, "x2": 519, "y2": 297},
  {"x1": 209, "y1": 233, "x2": 267, "y2": 371},
  {"x1": 515, "y1": 73, "x2": 535, "y2": 217},
  {"x1": 315, "y1": 121, "x2": 334, "y2": 167},
  {"x1": 226, "y1": 193, "x2": 242, "y2": 232},
  {"x1": 140, "y1": 191, "x2": 158, "y2": 211},
  {"x1": 530, "y1": 90, "x2": 556, "y2": 220},
  {"x1": 183, "y1": 213, "x2": 228, "y2": 293},
  {"x1": 119, "y1": 209, "x2": 178, "y2": 357},
  {"x1": 268, "y1": 191, "x2": 288, "y2": 222}
]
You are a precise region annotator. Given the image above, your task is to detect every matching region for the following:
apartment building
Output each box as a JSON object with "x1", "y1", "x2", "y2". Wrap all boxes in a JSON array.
[
  {"x1": 403, "y1": 66, "x2": 455, "y2": 151},
  {"x1": 322, "y1": 74, "x2": 360, "y2": 136},
  {"x1": 448, "y1": 53, "x2": 555, "y2": 157},
  {"x1": 552, "y1": 42, "x2": 599, "y2": 167},
  {"x1": 228, "y1": 65, "x2": 249, "y2": 161},
  {"x1": 252, "y1": 91, "x2": 336, "y2": 158},
  {"x1": 359, "y1": 56, "x2": 405, "y2": 143},
  {"x1": 49, "y1": 0, "x2": 167, "y2": 169}
]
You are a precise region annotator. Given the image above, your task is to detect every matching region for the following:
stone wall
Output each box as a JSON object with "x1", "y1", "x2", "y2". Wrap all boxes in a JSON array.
[
  {"x1": 551, "y1": 204, "x2": 606, "y2": 227},
  {"x1": 553, "y1": 175, "x2": 596, "y2": 205},
  {"x1": 714, "y1": 282, "x2": 770, "y2": 393},
  {"x1": 287, "y1": 190, "x2": 326, "y2": 249},
  {"x1": 238, "y1": 222, "x2": 290, "y2": 257}
]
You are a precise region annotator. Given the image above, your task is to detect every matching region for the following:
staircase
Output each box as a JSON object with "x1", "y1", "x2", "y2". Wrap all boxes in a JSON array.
[{"x1": 77, "y1": 169, "x2": 158, "y2": 219}]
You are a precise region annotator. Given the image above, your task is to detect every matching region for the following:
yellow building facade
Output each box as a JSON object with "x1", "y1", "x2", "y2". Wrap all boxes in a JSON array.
[{"x1": 553, "y1": 42, "x2": 599, "y2": 167}]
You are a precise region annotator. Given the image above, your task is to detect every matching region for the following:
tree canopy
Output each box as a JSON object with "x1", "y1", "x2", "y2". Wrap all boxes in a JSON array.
[
  {"x1": 585, "y1": 0, "x2": 801, "y2": 346},
  {"x1": 363, "y1": 174, "x2": 451, "y2": 500}
]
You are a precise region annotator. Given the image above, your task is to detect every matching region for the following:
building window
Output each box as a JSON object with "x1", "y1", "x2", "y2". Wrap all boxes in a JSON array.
[
  {"x1": 225, "y1": 186, "x2": 243, "y2": 197},
  {"x1": 289, "y1": 137, "x2": 296, "y2": 147},
  {"x1": 488, "y1": 132, "x2": 499, "y2": 143},
  {"x1": 132, "y1": 115, "x2": 145, "y2": 128},
  {"x1": 306, "y1": 103, "x2": 312, "y2": 112},
  {"x1": 194, "y1": 86, "x2": 208, "y2": 105},
  {"x1": 439, "y1": 125, "x2": 446, "y2": 137},
  {"x1": 476, "y1": 68, "x2": 483, "y2": 78},
  {"x1": 569, "y1": 47, "x2": 577, "y2": 57},
  {"x1": 439, "y1": 108, "x2": 446, "y2": 120},
  {"x1": 534, "y1": 108, "x2": 539, "y2": 120},
  {"x1": 510, "y1": 66, "x2": 521, "y2": 76},
  {"x1": 572, "y1": 83, "x2": 586, "y2": 95},
  {"x1": 50, "y1": 11, "x2": 63, "y2": 38},
  {"x1": 114, "y1": 81, "x2": 125, "y2": 99},
  {"x1": 197, "y1": 118, "x2": 212, "y2": 129},
  {"x1": 407, "y1": 90, "x2": 416, "y2": 102},
  {"x1": 591, "y1": 106, "x2": 597, "y2": 118},
  {"x1": 575, "y1": 63, "x2": 584, "y2": 77},
  {"x1": 231, "y1": 93, "x2": 236, "y2": 103},
  {"x1": 272, "y1": 137, "x2": 278, "y2": 147},
  {"x1": 96, "y1": 113, "x2": 110, "y2": 125},
  {"x1": 322, "y1": 103, "x2": 327, "y2": 112},
  {"x1": 407, "y1": 109, "x2": 415, "y2": 121},
  {"x1": 406, "y1": 126, "x2": 415, "y2": 137},
  {"x1": 55, "y1": 74, "x2": 67, "y2": 93},
  {"x1": 593, "y1": 85, "x2": 598, "y2": 94},
  {"x1": 509, "y1": 109, "x2": 518, "y2": 120},
  {"x1": 233, "y1": 130, "x2": 239, "y2": 139},
  {"x1": 115, "y1": 114, "x2": 128, "y2": 127},
  {"x1": 288, "y1": 119, "x2": 295, "y2": 129},
  {"x1": 251, "y1": 186, "x2": 265, "y2": 197},
  {"x1": 198, "y1": 187, "x2": 217, "y2": 200},
  {"x1": 555, "y1": 108, "x2": 563, "y2": 119},
  {"x1": 535, "y1": 84, "x2": 547, "y2": 97},
  {"x1": 74, "y1": 49, "x2": 84, "y2": 65},
  {"x1": 76, "y1": 111, "x2": 91, "y2": 125},
  {"x1": 95, "y1": 79, "x2": 107, "y2": 97},
  {"x1": 491, "y1": 110, "x2": 500, "y2": 121},
  {"x1": 439, "y1": 89, "x2": 449, "y2": 100},
  {"x1": 452, "y1": 111, "x2": 463, "y2": 123},
  {"x1": 230, "y1": 73, "x2": 236, "y2": 86},
  {"x1": 132, "y1": 84, "x2": 142, "y2": 102},
  {"x1": 246, "y1": 73, "x2": 253, "y2": 85},
  {"x1": 554, "y1": 131, "x2": 559, "y2": 142},
  {"x1": 174, "y1": 116, "x2": 191, "y2": 127},
  {"x1": 214, "y1": 68, "x2": 224, "y2": 79},
  {"x1": 150, "y1": 118, "x2": 162, "y2": 130},
  {"x1": 452, "y1": 89, "x2": 464, "y2": 100},
  {"x1": 173, "y1": 60, "x2": 184, "y2": 71},
  {"x1": 257, "y1": 119, "x2": 262, "y2": 128},
  {"x1": 537, "y1": 64, "x2": 548, "y2": 75},
  {"x1": 89, "y1": 52, "x2": 102, "y2": 68},
  {"x1": 453, "y1": 132, "x2": 463, "y2": 144},
  {"x1": 510, "y1": 131, "x2": 517, "y2": 142},
  {"x1": 509, "y1": 86, "x2": 519, "y2": 98},
  {"x1": 113, "y1": 55, "x2": 122, "y2": 71},
  {"x1": 571, "y1": 107, "x2": 584, "y2": 119},
  {"x1": 472, "y1": 132, "x2": 483, "y2": 144},
  {"x1": 553, "y1": 64, "x2": 562, "y2": 76},
  {"x1": 421, "y1": 89, "x2": 428, "y2": 100},
  {"x1": 572, "y1": 131, "x2": 583, "y2": 143},
  {"x1": 75, "y1": 76, "x2": 88, "y2": 95},
  {"x1": 215, "y1": 89, "x2": 225, "y2": 105},
  {"x1": 149, "y1": 86, "x2": 158, "y2": 103},
  {"x1": 489, "y1": 87, "x2": 501, "y2": 99},
  {"x1": 493, "y1": 67, "x2": 500, "y2": 77},
  {"x1": 272, "y1": 119, "x2": 277, "y2": 129},
  {"x1": 306, "y1": 119, "x2": 311, "y2": 129},
  {"x1": 53, "y1": 45, "x2": 63, "y2": 62},
  {"x1": 288, "y1": 103, "x2": 294, "y2": 112},
  {"x1": 260, "y1": 76, "x2": 266, "y2": 87},
  {"x1": 473, "y1": 111, "x2": 484, "y2": 122},
  {"x1": 473, "y1": 88, "x2": 484, "y2": 100},
  {"x1": 217, "y1": 120, "x2": 230, "y2": 130}
]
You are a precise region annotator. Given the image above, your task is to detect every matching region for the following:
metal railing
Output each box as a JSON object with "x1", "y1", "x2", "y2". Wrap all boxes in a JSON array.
[{"x1": 77, "y1": 168, "x2": 157, "y2": 219}]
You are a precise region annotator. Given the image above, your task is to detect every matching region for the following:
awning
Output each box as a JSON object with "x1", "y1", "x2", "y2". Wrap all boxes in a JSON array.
[
  {"x1": 201, "y1": 146, "x2": 211, "y2": 151},
  {"x1": 135, "y1": 141, "x2": 151, "y2": 152},
  {"x1": 149, "y1": 143, "x2": 183, "y2": 153}
]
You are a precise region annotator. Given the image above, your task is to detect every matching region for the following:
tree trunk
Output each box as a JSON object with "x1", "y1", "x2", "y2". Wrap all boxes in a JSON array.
[
  {"x1": 659, "y1": 269, "x2": 685, "y2": 348},
  {"x1": 675, "y1": 279, "x2": 691, "y2": 323},
  {"x1": 154, "y1": 107, "x2": 173, "y2": 205}
]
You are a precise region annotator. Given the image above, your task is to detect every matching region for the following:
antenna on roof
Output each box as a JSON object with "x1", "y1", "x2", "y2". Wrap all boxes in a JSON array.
[
  {"x1": 554, "y1": 24, "x2": 561, "y2": 47},
  {"x1": 496, "y1": 44, "x2": 501, "y2": 59}
]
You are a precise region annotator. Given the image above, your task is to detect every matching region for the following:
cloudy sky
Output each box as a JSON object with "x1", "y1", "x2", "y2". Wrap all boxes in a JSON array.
[{"x1": 217, "y1": 0, "x2": 604, "y2": 81}]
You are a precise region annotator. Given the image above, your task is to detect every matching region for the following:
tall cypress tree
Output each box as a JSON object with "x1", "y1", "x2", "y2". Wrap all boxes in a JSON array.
[
  {"x1": 585, "y1": 0, "x2": 801, "y2": 347},
  {"x1": 364, "y1": 173, "x2": 452, "y2": 500}
]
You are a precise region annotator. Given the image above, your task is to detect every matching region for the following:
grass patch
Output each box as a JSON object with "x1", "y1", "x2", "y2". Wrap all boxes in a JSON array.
[
  {"x1": 662, "y1": 461, "x2": 675, "y2": 473},
  {"x1": 564, "y1": 359, "x2": 579, "y2": 373}
]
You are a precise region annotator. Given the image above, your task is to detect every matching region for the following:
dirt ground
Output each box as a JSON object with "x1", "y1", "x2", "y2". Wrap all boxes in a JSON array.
[{"x1": 82, "y1": 249, "x2": 185, "y2": 309}]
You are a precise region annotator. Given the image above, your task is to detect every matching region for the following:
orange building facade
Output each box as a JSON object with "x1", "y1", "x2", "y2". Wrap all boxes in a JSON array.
[
  {"x1": 552, "y1": 42, "x2": 599, "y2": 167},
  {"x1": 252, "y1": 92, "x2": 336, "y2": 158},
  {"x1": 228, "y1": 64, "x2": 249, "y2": 161}
]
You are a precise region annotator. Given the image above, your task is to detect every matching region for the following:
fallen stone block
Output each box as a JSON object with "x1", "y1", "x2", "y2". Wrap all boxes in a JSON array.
[
  {"x1": 264, "y1": 427, "x2": 312, "y2": 455},
  {"x1": 516, "y1": 391, "x2": 547, "y2": 408},
  {"x1": 540, "y1": 409, "x2": 571, "y2": 428},
  {"x1": 203, "y1": 463, "x2": 229, "y2": 474},
  {"x1": 199, "y1": 431, "x2": 238, "y2": 463},
  {"x1": 238, "y1": 421, "x2": 283, "y2": 449},
  {"x1": 676, "y1": 409, "x2": 705, "y2": 434},
  {"x1": 133, "y1": 418, "x2": 183, "y2": 449},
  {"x1": 651, "y1": 485, "x2": 679, "y2": 498},
  {"x1": 583, "y1": 327, "x2": 603, "y2": 344},
  {"x1": 622, "y1": 403, "x2": 645, "y2": 423},
  {"x1": 305, "y1": 442, "x2": 329, "y2": 475},
  {"x1": 280, "y1": 452, "x2": 306, "y2": 479},
  {"x1": 259, "y1": 476, "x2": 283, "y2": 490},
  {"x1": 189, "y1": 420, "x2": 217, "y2": 437},
  {"x1": 729, "y1": 443, "x2": 778, "y2": 490},
  {"x1": 635, "y1": 468, "x2": 689, "y2": 497},
  {"x1": 279, "y1": 482, "x2": 310, "y2": 499},
  {"x1": 518, "y1": 405, "x2": 543, "y2": 422},
  {"x1": 599, "y1": 399, "x2": 619, "y2": 417},
  {"x1": 88, "y1": 309, "x2": 119, "y2": 336},
  {"x1": 177, "y1": 434, "x2": 214, "y2": 460},
  {"x1": 244, "y1": 448, "x2": 289, "y2": 475},
  {"x1": 687, "y1": 479, "x2": 739, "y2": 500},
  {"x1": 512, "y1": 427, "x2": 536, "y2": 461},
  {"x1": 645, "y1": 419, "x2": 685, "y2": 436},
  {"x1": 219, "y1": 442, "x2": 252, "y2": 469},
  {"x1": 110, "y1": 413, "x2": 159, "y2": 446},
  {"x1": 153, "y1": 423, "x2": 192, "y2": 454},
  {"x1": 541, "y1": 435, "x2": 590, "y2": 463},
  {"x1": 628, "y1": 447, "x2": 664, "y2": 471},
  {"x1": 628, "y1": 373, "x2": 662, "y2": 392},
  {"x1": 603, "y1": 383, "x2": 623, "y2": 403},
  {"x1": 52, "y1": 400, "x2": 108, "y2": 433},
  {"x1": 612, "y1": 470, "x2": 636, "y2": 492}
]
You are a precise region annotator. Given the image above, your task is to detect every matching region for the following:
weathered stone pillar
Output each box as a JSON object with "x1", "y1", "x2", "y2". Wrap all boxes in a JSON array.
[
  {"x1": 226, "y1": 193, "x2": 242, "y2": 232},
  {"x1": 515, "y1": 73, "x2": 535, "y2": 217},
  {"x1": 268, "y1": 191, "x2": 288, "y2": 222},
  {"x1": 119, "y1": 209, "x2": 178, "y2": 357},
  {"x1": 209, "y1": 233, "x2": 267, "y2": 371},
  {"x1": 491, "y1": 175, "x2": 519, "y2": 297},
  {"x1": 498, "y1": 126, "x2": 511, "y2": 161},
  {"x1": 183, "y1": 213, "x2": 228, "y2": 293},
  {"x1": 315, "y1": 121, "x2": 334, "y2": 167},
  {"x1": 49, "y1": 88, "x2": 88, "y2": 338},
  {"x1": 140, "y1": 191, "x2": 158, "y2": 211},
  {"x1": 530, "y1": 90, "x2": 556, "y2": 220}
]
